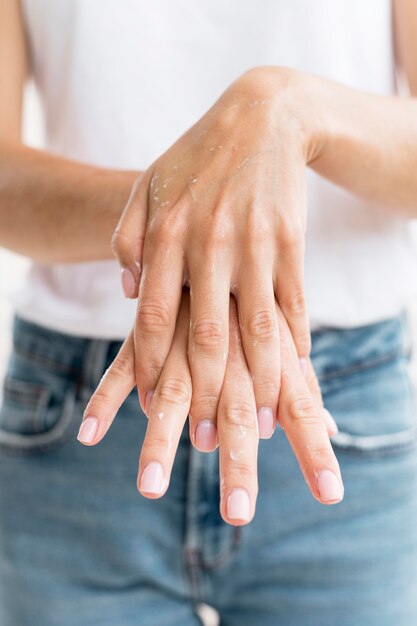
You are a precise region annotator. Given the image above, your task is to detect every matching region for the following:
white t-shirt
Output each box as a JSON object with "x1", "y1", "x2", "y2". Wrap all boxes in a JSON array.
[{"x1": 15, "y1": 0, "x2": 417, "y2": 338}]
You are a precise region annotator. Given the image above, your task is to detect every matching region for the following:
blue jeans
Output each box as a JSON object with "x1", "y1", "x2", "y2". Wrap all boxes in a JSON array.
[{"x1": 0, "y1": 314, "x2": 417, "y2": 626}]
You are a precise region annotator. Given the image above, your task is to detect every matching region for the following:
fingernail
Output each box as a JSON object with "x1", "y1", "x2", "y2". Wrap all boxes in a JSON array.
[
  {"x1": 227, "y1": 488, "x2": 251, "y2": 522},
  {"x1": 195, "y1": 419, "x2": 218, "y2": 452},
  {"x1": 144, "y1": 390, "x2": 154, "y2": 415},
  {"x1": 323, "y1": 408, "x2": 339, "y2": 435},
  {"x1": 139, "y1": 461, "x2": 165, "y2": 495},
  {"x1": 317, "y1": 470, "x2": 344, "y2": 503},
  {"x1": 299, "y1": 357, "x2": 307, "y2": 378},
  {"x1": 77, "y1": 416, "x2": 98, "y2": 444},
  {"x1": 121, "y1": 267, "x2": 136, "y2": 298},
  {"x1": 257, "y1": 407, "x2": 274, "y2": 439}
]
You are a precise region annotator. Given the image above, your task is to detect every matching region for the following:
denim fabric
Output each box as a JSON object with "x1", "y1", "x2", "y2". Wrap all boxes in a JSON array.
[{"x1": 0, "y1": 314, "x2": 417, "y2": 626}]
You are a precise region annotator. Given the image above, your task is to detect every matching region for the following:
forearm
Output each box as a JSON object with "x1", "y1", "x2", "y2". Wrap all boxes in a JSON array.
[
  {"x1": 298, "y1": 71, "x2": 417, "y2": 215},
  {"x1": 0, "y1": 140, "x2": 138, "y2": 262},
  {"x1": 244, "y1": 67, "x2": 417, "y2": 216}
]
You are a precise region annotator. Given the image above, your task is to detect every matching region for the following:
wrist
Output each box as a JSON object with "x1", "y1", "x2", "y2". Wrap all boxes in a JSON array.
[
  {"x1": 90, "y1": 168, "x2": 139, "y2": 259},
  {"x1": 239, "y1": 66, "x2": 330, "y2": 165}
]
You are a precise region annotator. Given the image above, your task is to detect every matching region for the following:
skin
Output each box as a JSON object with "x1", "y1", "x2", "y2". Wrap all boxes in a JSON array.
[
  {"x1": 0, "y1": 1, "x2": 137, "y2": 261},
  {"x1": 0, "y1": 0, "x2": 339, "y2": 517},
  {"x1": 84, "y1": 0, "x2": 417, "y2": 523},
  {"x1": 394, "y1": 0, "x2": 417, "y2": 95},
  {"x1": 112, "y1": 10, "x2": 417, "y2": 454},
  {"x1": 82, "y1": 292, "x2": 342, "y2": 525},
  {"x1": 1, "y1": 1, "x2": 416, "y2": 523}
]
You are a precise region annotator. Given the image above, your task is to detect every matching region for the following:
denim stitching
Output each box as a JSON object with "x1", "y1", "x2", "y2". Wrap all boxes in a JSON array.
[
  {"x1": 0, "y1": 389, "x2": 79, "y2": 455},
  {"x1": 1, "y1": 376, "x2": 51, "y2": 434},
  {"x1": 317, "y1": 348, "x2": 409, "y2": 383},
  {"x1": 200, "y1": 526, "x2": 243, "y2": 571},
  {"x1": 13, "y1": 344, "x2": 81, "y2": 375}
]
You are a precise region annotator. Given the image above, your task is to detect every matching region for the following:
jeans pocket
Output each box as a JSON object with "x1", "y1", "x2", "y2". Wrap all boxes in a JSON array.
[
  {"x1": 330, "y1": 423, "x2": 417, "y2": 455},
  {"x1": 0, "y1": 368, "x2": 79, "y2": 455},
  {"x1": 325, "y1": 357, "x2": 417, "y2": 457}
]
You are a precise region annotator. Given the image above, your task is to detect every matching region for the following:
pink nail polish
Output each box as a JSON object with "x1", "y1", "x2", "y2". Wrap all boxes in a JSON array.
[
  {"x1": 77, "y1": 416, "x2": 98, "y2": 444},
  {"x1": 195, "y1": 419, "x2": 217, "y2": 452},
  {"x1": 227, "y1": 488, "x2": 251, "y2": 521},
  {"x1": 299, "y1": 357, "x2": 307, "y2": 378},
  {"x1": 144, "y1": 390, "x2": 154, "y2": 415},
  {"x1": 323, "y1": 409, "x2": 339, "y2": 435},
  {"x1": 257, "y1": 407, "x2": 274, "y2": 439},
  {"x1": 139, "y1": 461, "x2": 165, "y2": 495},
  {"x1": 317, "y1": 470, "x2": 344, "y2": 503},
  {"x1": 121, "y1": 268, "x2": 136, "y2": 298}
]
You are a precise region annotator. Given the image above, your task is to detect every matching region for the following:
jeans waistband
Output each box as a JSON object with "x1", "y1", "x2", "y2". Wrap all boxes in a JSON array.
[{"x1": 11, "y1": 312, "x2": 411, "y2": 385}]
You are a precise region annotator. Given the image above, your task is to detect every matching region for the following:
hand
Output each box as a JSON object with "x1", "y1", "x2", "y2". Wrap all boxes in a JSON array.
[
  {"x1": 79, "y1": 291, "x2": 343, "y2": 526},
  {"x1": 111, "y1": 67, "x2": 313, "y2": 446}
]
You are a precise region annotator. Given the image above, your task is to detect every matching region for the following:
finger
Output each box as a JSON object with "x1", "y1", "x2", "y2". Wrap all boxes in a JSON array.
[
  {"x1": 134, "y1": 214, "x2": 185, "y2": 416},
  {"x1": 322, "y1": 407, "x2": 339, "y2": 437},
  {"x1": 78, "y1": 332, "x2": 136, "y2": 445},
  {"x1": 187, "y1": 251, "x2": 232, "y2": 453},
  {"x1": 276, "y1": 306, "x2": 344, "y2": 505},
  {"x1": 112, "y1": 169, "x2": 153, "y2": 298},
  {"x1": 236, "y1": 259, "x2": 280, "y2": 440},
  {"x1": 137, "y1": 292, "x2": 192, "y2": 498},
  {"x1": 305, "y1": 358, "x2": 339, "y2": 437},
  {"x1": 275, "y1": 234, "x2": 311, "y2": 365},
  {"x1": 305, "y1": 357, "x2": 323, "y2": 407},
  {"x1": 218, "y1": 295, "x2": 258, "y2": 526}
]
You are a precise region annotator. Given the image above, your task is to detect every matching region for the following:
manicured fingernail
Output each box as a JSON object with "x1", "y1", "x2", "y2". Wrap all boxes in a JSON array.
[
  {"x1": 299, "y1": 357, "x2": 307, "y2": 378},
  {"x1": 195, "y1": 419, "x2": 218, "y2": 452},
  {"x1": 77, "y1": 416, "x2": 98, "y2": 444},
  {"x1": 121, "y1": 267, "x2": 136, "y2": 298},
  {"x1": 139, "y1": 461, "x2": 165, "y2": 495},
  {"x1": 257, "y1": 407, "x2": 274, "y2": 439},
  {"x1": 227, "y1": 488, "x2": 251, "y2": 522},
  {"x1": 323, "y1": 409, "x2": 338, "y2": 435},
  {"x1": 144, "y1": 390, "x2": 154, "y2": 415},
  {"x1": 317, "y1": 470, "x2": 344, "y2": 503}
]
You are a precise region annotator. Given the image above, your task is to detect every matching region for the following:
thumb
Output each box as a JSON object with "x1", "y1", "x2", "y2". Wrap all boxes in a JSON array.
[{"x1": 111, "y1": 168, "x2": 153, "y2": 298}]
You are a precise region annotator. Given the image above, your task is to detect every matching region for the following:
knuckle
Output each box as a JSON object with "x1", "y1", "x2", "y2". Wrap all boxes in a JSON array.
[
  {"x1": 146, "y1": 433, "x2": 172, "y2": 450},
  {"x1": 282, "y1": 290, "x2": 307, "y2": 317},
  {"x1": 256, "y1": 378, "x2": 280, "y2": 396},
  {"x1": 108, "y1": 354, "x2": 135, "y2": 382},
  {"x1": 227, "y1": 460, "x2": 254, "y2": 479},
  {"x1": 111, "y1": 229, "x2": 132, "y2": 259},
  {"x1": 310, "y1": 446, "x2": 336, "y2": 468},
  {"x1": 245, "y1": 215, "x2": 271, "y2": 248},
  {"x1": 157, "y1": 377, "x2": 190, "y2": 406},
  {"x1": 246, "y1": 309, "x2": 277, "y2": 342},
  {"x1": 137, "y1": 298, "x2": 171, "y2": 334},
  {"x1": 202, "y1": 217, "x2": 233, "y2": 252},
  {"x1": 139, "y1": 361, "x2": 163, "y2": 383},
  {"x1": 192, "y1": 392, "x2": 219, "y2": 416},
  {"x1": 87, "y1": 389, "x2": 113, "y2": 415},
  {"x1": 224, "y1": 399, "x2": 256, "y2": 430},
  {"x1": 192, "y1": 318, "x2": 224, "y2": 349},
  {"x1": 150, "y1": 212, "x2": 185, "y2": 245},
  {"x1": 295, "y1": 331, "x2": 312, "y2": 355},
  {"x1": 289, "y1": 395, "x2": 318, "y2": 422},
  {"x1": 280, "y1": 222, "x2": 303, "y2": 251}
]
